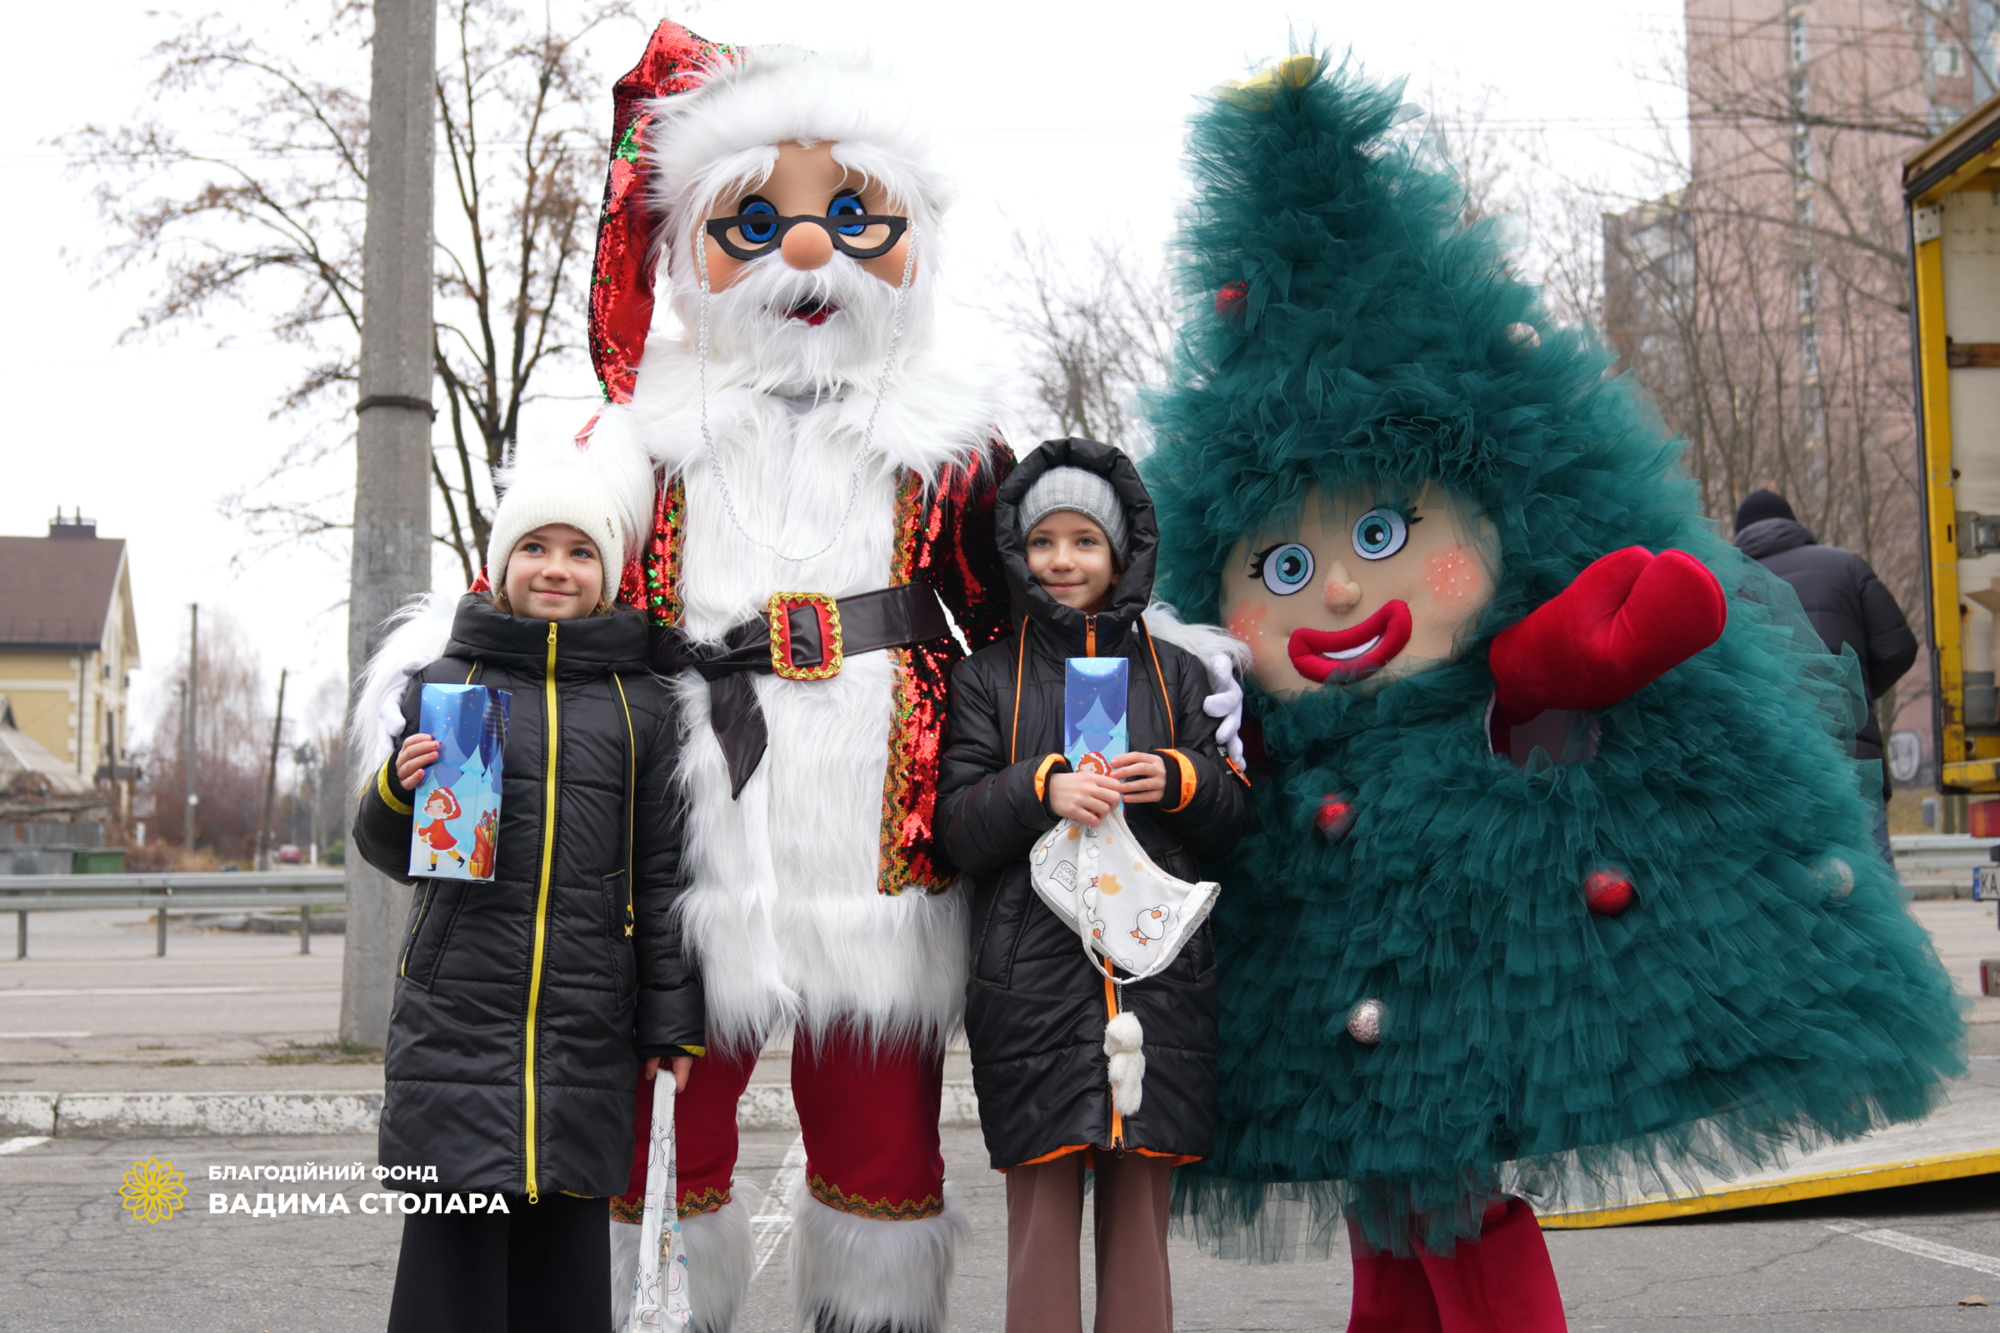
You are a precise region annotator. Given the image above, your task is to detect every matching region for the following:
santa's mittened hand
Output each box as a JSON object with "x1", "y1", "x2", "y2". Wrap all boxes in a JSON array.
[{"x1": 1489, "y1": 547, "x2": 1726, "y2": 724}]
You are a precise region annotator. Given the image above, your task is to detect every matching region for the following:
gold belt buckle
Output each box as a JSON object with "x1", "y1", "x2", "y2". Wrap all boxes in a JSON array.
[{"x1": 767, "y1": 592, "x2": 843, "y2": 681}]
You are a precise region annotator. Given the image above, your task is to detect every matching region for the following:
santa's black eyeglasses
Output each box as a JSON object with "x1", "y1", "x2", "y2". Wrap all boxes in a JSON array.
[{"x1": 704, "y1": 212, "x2": 909, "y2": 262}]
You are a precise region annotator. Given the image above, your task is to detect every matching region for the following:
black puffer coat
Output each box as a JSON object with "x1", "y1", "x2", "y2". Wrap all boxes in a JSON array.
[
  {"x1": 937, "y1": 438, "x2": 1252, "y2": 1170},
  {"x1": 353, "y1": 596, "x2": 700, "y2": 1199},
  {"x1": 1734, "y1": 516, "x2": 1917, "y2": 764}
]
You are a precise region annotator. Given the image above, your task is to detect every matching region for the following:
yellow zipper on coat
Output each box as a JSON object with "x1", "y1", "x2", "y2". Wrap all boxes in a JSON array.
[
  {"x1": 613, "y1": 674, "x2": 635, "y2": 936},
  {"x1": 399, "y1": 883, "x2": 435, "y2": 978},
  {"x1": 524, "y1": 620, "x2": 560, "y2": 1204}
]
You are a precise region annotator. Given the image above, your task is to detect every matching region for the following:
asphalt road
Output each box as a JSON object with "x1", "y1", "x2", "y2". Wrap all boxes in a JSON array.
[{"x1": 2, "y1": 1126, "x2": 1996, "y2": 1332}]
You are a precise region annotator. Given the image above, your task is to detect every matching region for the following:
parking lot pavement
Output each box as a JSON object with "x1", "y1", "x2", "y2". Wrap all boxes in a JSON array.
[{"x1": 1, "y1": 1125, "x2": 1995, "y2": 1331}]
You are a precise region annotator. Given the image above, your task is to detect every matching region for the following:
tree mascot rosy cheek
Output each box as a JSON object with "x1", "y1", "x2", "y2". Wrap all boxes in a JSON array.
[{"x1": 1141, "y1": 52, "x2": 1965, "y2": 1326}]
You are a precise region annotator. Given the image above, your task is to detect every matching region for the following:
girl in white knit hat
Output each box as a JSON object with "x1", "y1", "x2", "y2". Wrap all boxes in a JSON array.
[{"x1": 351, "y1": 461, "x2": 703, "y2": 1333}]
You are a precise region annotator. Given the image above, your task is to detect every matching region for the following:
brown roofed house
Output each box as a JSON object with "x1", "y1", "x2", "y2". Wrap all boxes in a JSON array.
[{"x1": 0, "y1": 514, "x2": 140, "y2": 802}]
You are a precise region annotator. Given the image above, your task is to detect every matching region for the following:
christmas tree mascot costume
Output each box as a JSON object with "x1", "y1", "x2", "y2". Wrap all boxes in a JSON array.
[
  {"x1": 1141, "y1": 55, "x2": 1968, "y2": 1329},
  {"x1": 556, "y1": 22, "x2": 1011, "y2": 1333}
]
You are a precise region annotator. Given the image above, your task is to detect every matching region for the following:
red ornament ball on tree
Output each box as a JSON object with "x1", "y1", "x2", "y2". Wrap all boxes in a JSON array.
[
  {"x1": 1583, "y1": 868, "x2": 1635, "y2": 916},
  {"x1": 1215, "y1": 280, "x2": 1249, "y2": 319},
  {"x1": 1315, "y1": 795, "x2": 1356, "y2": 838}
]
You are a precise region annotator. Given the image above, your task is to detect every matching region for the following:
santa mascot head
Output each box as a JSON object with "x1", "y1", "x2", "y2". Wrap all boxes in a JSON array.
[{"x1": 571, "y1": 22, "x2": 980, "y2": 608}]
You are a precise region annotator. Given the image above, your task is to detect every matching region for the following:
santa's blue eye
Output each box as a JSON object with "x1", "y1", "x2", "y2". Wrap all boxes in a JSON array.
[
  {"x1": 829, "y1": 193, "x2": 867, "y2": 236},
  {"x1": 1351, "y1": 509, "x2": 1409, "y2": 560},
  {"x1": 739, "y1": 198, "x2": 778, "y2": 243},
  {"x1": 1254, "y1": 543, "x2": 1315, "y2": 595}
]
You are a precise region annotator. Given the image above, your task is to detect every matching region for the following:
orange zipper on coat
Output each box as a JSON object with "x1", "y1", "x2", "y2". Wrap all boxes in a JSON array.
[{"x1": 1104, "y1": 971, "x2": 1125, "y2": 1149}]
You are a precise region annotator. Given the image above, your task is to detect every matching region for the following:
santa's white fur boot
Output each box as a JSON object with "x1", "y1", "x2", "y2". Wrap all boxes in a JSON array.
[
  {"x1": 684, "y1": 1195, "x2": 755, "y2": 1333},
  {"x1": 786, "y1": 1174, "x2": 968, "y2": 1333}
]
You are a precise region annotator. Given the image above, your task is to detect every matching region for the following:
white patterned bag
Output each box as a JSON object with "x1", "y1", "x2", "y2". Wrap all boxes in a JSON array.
[
  {"x1": 627, "y1": 1073, "x2": 692, "y2": 1330},
  {"x1": 1029, "y1": 806, "x2": 1221, "y2": 983},
  {"x1": 1029, "y1": 807, "x2": 1221, "y2": 1117}
]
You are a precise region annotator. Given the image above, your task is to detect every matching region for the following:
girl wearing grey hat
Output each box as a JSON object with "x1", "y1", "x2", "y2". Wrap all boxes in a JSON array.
[{"x1": 936, "y1": 437, "x2": 1253, "y2": 1333}]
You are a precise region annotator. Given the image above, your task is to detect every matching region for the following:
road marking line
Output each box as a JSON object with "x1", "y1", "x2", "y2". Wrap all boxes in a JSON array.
[
  {"x1": 0, "y1": 1031, "x2": 90, "y2": 1038},
  {"x1": 1827, "y1": 1220, "x2": 2000, "y2": 1277},
  {"x1": 0, "y1": 986, "x2": 338, "y2": 998},
  {"x1": 749, "y1": 1135, "x2": 807, "y2": 1280},
  {"x1": 0, "y1": 1137, "x2": 51, "y2": 1155}
]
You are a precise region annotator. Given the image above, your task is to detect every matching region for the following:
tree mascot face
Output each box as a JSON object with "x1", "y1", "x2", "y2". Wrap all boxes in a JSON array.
[{"x1": 1220, "y1": 483, "x2": 1499, "y2": 696}]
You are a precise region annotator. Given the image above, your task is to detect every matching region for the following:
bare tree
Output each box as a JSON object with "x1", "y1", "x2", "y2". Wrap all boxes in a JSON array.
[
  {"x1": 998, "y1": 232, "x2": 1178, "y2": 455},
  {"x1": 1602, "y1": 0, "x2": 1976, "y2": 648},
  {"x1": 1421, "y1": 87, "x2": 1610, "y2": 330},
  {"x1": 65, "y1": 0, "x2": 644, "y2": 582},
  {"x1": 137, "y1": 611, "x2": 275, "y2": 864}
]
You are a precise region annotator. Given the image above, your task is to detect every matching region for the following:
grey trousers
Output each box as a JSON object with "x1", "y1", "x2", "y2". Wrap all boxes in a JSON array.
[{"x1": 1004, "y1": 1150, "x2": 1176, "y2": 1333}]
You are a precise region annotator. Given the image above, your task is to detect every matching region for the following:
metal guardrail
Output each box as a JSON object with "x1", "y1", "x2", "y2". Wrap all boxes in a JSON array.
[
  {"x1": 1890, "y1": 834, "x2": 2000, "y2": 900},
  {"x1": 0, "y1": 871, "x2": 346, "y2": 958}
]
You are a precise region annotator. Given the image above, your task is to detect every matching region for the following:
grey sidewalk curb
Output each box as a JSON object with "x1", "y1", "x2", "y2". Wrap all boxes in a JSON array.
[{"x1": 0, "y1": 1081, "x2": 983, "y2": 1138}]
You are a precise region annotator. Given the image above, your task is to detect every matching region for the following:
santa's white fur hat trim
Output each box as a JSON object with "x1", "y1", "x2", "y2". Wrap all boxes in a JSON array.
[{"x1": 643, "y1": 48, "x2": 953, "y2": 273}]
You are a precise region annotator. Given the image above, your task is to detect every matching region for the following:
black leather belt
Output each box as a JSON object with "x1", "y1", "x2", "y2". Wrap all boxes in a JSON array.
[{"x1": 650, "y1": 583, "x2": 951, "y2": 797}]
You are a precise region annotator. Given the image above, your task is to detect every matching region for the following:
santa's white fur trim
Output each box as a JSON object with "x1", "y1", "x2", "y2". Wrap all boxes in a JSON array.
[
  {"x1": 1105, "y1": 1008, "x2": 1147, "y2": 1117},
  {"x1": 683, "y1": 1195, "x2": 755, "y2": 1333},
  {"x1": 347, "y1": 592, "x2": 459, "y2": 798},
  {"x1": 1142, "y1": 600, "x2": 1251, "y2": 669},
  {"x1": 787, "y1": 1175, "x2": 967, "y2": 1333}
]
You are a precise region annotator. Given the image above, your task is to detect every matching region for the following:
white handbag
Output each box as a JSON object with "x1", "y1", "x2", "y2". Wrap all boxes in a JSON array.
[
  {"x1": 1028, "y1": 804, "x2": 1221, "y2": 1117},
  {"x1": 627, "y1": 1073, "x2": 692, "y2": 1330}
]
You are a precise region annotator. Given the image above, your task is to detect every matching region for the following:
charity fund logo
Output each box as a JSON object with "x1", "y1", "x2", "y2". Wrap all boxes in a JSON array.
[{"x1": 120, "y1": 1158, "x2": 188, "y2": 1223}]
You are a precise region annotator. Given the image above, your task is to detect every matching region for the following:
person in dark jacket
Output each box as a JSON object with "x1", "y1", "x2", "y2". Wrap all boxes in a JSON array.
[
  {"x1": 1734, "y1": 488, "x2": 1918, "y2": 855},
  {"x1": 936, "y1": 438, "x2": 1252, "y2": 1333},
  {"x1": 353, "y1": 471, "x2": 700, "y2": 1333}
]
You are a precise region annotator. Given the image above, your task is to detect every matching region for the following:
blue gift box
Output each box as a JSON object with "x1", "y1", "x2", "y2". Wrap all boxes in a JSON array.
[
  {"x1": 1064, "y1": 657, "x2": 1129, "y2": 774},
  {"x1": 407, "y1": 683, "x2": 510, "y2": 881}
]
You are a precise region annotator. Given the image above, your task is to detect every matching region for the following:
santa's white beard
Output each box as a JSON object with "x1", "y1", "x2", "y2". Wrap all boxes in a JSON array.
[{"x1": 693, "y1": 250, "x2": 916, "y2": 395}]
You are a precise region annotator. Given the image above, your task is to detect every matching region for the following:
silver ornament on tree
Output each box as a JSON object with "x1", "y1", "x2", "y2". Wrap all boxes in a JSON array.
[{"x1": 1346, "y1": 998, "x2": 1387, "y2": 1045}]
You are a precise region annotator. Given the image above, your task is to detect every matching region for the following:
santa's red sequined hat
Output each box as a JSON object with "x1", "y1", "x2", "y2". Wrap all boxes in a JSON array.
[{"x1": 587, "y1": 20, "x2": 736, "y2": 405}]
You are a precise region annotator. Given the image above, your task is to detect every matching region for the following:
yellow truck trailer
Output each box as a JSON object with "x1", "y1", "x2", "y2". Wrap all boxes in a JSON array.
[{"x1": 1908, "y1": 94, "x2": 2000, "y2": 827}]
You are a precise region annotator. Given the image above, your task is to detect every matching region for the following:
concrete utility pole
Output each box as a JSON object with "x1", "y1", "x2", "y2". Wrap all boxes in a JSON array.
[
  {"x1": 184, "y1": 603, "x2": 199, "y2": 854},
  {"x1": 257, "y1": 668, "x2": 288, "y2": 872},
  {"x1": 341, "y1": 0, "x2": 436, "y2": 1050}
]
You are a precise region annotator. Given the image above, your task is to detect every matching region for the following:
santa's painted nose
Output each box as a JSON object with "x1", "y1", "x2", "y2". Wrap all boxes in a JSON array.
[
  {"x1": 782, "y1": 222, "x2": 834, "y2": 270},
  {"x1": 1323, "y1": 561, "x2": 1362, "y2": 614}
]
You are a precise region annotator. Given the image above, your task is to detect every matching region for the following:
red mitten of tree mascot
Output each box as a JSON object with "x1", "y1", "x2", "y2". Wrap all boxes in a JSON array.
[{"x1": 1488, "y1": 547, "x2": 1727, "y2": 731}]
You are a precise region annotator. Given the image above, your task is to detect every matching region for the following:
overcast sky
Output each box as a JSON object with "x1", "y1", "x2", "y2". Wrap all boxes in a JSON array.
[{"x1": 0, "y1": 0, "x2": 1685, "y2": 751}]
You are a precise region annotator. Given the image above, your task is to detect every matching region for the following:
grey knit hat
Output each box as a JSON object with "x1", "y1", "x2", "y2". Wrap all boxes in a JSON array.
[{"x1": 1017, "y1": 466, "x2": 1130, "y2": 563}]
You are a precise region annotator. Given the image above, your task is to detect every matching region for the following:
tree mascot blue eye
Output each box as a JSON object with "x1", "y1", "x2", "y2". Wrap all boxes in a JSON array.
[
  {"x1": 828, "y1": 193, "x2": 867, "y2": 236},
  {"x1": 1351, "y1": 509, "x2": 1409, "y2": 560},
  {"x1": 739, "y1": 198, "x2": 778, "y2": 244},
  {"x1": 1259, "y1": 543, "x2": 1316, "y2": 594}
]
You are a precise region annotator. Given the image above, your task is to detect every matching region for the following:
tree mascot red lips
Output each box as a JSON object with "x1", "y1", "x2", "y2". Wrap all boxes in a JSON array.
[{"x1": 1288, "y1": 601, "x2": 1413, "y2": 683}]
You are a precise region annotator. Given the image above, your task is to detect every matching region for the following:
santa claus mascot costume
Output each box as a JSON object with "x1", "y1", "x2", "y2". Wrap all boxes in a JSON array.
[{"x1": 548, "y1": 21, "x2": 1012, "y2": 1333}]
